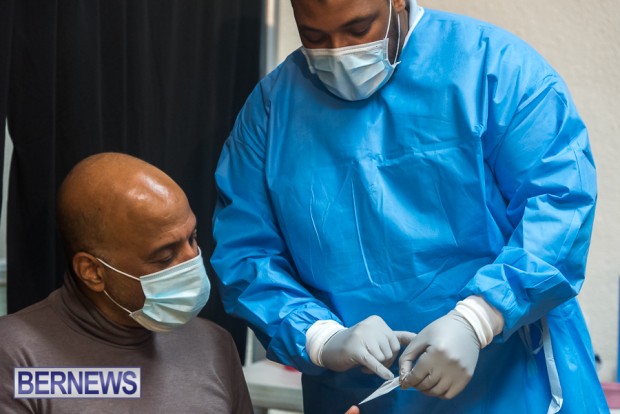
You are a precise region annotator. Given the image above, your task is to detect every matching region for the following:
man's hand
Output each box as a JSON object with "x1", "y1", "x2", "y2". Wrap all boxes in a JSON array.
[
  {"x1": 321, "y1": 315, "x2": 415, "y2": 380},
  {"x1": 399, "y1": 311, "x2": 480, "y2": 399}
]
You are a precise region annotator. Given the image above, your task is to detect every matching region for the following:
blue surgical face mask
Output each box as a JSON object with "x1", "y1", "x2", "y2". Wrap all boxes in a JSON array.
[
  {"x1": 301, "y1": 0, "x2": 401, "y2": 101},
  {"x1": 99, "y1": 249, "x2": 211, "y2": 332}
]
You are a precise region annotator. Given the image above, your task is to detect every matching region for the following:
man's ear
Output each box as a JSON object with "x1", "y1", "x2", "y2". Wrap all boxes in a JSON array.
[
  {"x1": 73, "y1": 252, "x2": 106, "y2": 293},
  {"x1": 393, "y1": 0, "x2": 407, "y2": 13}
]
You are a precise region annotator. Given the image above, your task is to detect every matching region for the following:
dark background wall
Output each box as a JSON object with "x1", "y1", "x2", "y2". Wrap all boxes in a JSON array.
[{"x1": 0, "y1": 0, "x2": 262, "y2": 358}]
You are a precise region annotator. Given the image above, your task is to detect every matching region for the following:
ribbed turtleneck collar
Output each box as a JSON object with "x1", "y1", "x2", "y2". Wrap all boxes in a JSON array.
[{"x1": 51, "y1": 273, "x2": 153, "y2": 348}]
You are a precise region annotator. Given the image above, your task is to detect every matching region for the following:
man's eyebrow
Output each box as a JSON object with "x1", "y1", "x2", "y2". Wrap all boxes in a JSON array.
[
  {"x1": 145, "y1": 242, "x2": 178, "y2": 261},
  {"x1": 145, "y1": 227, "x2": 197, "y2": 261},
  {"x1": 297, "y1": 24, "x2": 323, "y2": 34},
  {"x1": 341, "y1": 13, "x2": 378, "y2": 29},
  {"x1": 298, "y1": 12, "x2": 379, "y2": 33}
]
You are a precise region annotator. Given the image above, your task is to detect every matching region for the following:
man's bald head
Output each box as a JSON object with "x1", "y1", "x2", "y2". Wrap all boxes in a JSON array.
[{"x1": 56, "y1": 152, "x2": 187, "y2": 262}]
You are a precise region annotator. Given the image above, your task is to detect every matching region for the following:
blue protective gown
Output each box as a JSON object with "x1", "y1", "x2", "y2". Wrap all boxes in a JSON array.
[{"x1": 211, "y1": 8, "x2": 608, "y2": 414}]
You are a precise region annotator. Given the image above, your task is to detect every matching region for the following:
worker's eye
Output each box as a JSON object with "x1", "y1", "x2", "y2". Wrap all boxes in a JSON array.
[
  {"x1": 349, "y1": 24, "x2": 371, "y2": 37},
  {"x1": 303, "y1": 36, "x2": 324, "y2": 46},
  {"x1": 300, "y1": 30, "x2": 326, "y2": 46}
]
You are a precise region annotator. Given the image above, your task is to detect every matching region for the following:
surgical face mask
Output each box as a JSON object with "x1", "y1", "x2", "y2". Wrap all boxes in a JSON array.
[
  {"x1": 301, "y1": 0, "x2": 401, "y2": 101},
  {"x1": 98, "y1": 249, "x2": 211, "y2": 332}
]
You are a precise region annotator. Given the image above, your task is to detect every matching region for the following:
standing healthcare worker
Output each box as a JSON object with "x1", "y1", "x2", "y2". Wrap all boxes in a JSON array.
[{"x1": 211, "y1": 0, "x2": 609, "y2": 412}]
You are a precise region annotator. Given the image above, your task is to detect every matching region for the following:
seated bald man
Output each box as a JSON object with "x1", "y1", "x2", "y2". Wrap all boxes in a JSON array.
[{"x1": 0, "y1": 152, "x2": 252, "y2": 413}]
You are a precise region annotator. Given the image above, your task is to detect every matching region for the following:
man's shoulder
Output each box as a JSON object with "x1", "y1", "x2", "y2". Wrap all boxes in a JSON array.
[
  {"x1": 191, "y1": 315, "x2": 224, "y2": 328},
  {"x1": 154, "y1": 317, "x2": 240, "y2": 360},
  {"x1": 422, "y1": 8, "x2": 541, "y2": 55},
  {"x1": 0, "y1": 295, "x2": 57, "y2": 332},
  {"x1": 0, "y1": 295, "x2": 62, "y2": 363},
  {"x1": 181, "y1": 317, "x2": 233, "y2": 340},
  {"x1": 423, "y1": 8, "x2": 508, "y2": 34},
  {"x1": 413, "y1": 8, "x2": 553, "y2": 83},
  {"x1": 157, "y1": 317, "x2": 233, "y2": 342}
]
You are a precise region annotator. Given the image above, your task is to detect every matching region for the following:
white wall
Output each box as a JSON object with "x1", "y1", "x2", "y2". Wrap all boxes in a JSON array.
[{"x1": 274, "y1": 0, "x2": 620, "y2": 382}]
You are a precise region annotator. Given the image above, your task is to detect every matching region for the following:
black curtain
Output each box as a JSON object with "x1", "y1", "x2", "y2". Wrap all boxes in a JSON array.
[{"x1": 0, "y1": 0, "x2": 261, "y2": 358}]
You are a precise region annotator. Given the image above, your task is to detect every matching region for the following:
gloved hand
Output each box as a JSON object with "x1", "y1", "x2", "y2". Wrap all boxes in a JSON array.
[
  {"x1": 399, "y1": 311, "x2": 480, "y2": 399},
  {"x1": 321, "y1": 315, "x2": 416, "y2": 380}
]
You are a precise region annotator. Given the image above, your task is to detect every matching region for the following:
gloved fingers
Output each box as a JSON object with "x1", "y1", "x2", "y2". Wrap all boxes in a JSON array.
[
  {"x1": 442, "y1": 374, "x2": 471, "y2": 400},
  {"x1": 394, "y1": 331, "x2": 416, "y2": 347},
  {"x1": 401, "y1": 352, "x2": 433, "y2": 389},
  {"x1": 365, "y1": 337, "x2": 401, "y2": 374},
  {"x1": 359, "y1": 352, "x2": 394, "y2": 381},
  {"x1": 360, "y1": 351, "x2": 397, "y2": 376},
  {"x1": 416, "y1": 373, "x2": 453, "y2": 398},
  {"x1": 420, "y1": 370, "x2": 471, "y2": 400},
  {"x1": 380, "y1": 335, "x2": 401, "y2": 361},
  {"x1": 387, "y1": 334, "x2": 401, "y2": 356},
  {"x1": 361, "y1": 315, "x2": 391, "y2": 331},
  {"x1": 389, "y1": 332, "x2": 416, "y2": 373},
  {"x1": 442, "y1": 387, "x2": 461, "y2": 400},
  {"x1": 414, "y1": 371, "x2": 441, "y2": 393},
  {"x1": 421, "y1": 376, "x2": 451, "y2": 398},
  {"x1": 398, "y1": 338, "x2": 427, "y2": 382},
  {"x1": 399, "y1": 360, "x2": 413, "y2": 384},
  {"x1": 381, "y1": 331, "x2": 409, "y2": 368},
  {"x1": 360, "y1": 357, "x2": 394, "y2": 375},
  {"x1": 382, "y1": 354, "x2": 398, "y2": 371},
  {"x1": 364, "y1": 337, "x2": 394, "y2": 364}
]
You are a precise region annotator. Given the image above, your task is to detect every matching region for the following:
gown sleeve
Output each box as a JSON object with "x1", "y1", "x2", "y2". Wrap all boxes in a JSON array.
[
  {"x1": 211, "y1": 74, "x2": 341, "y2": 374},
  {"x1": 462, "y1": 68, "x2": 597, "y2": 340}
]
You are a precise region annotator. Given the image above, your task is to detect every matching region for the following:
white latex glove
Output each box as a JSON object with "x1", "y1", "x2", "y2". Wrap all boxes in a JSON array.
[
  {"x1": 399, "y1": 311, "x2": 480, "y2": 399},
  {"x1": 321, "y1": 315, "x2": 416, "y2": 380}
]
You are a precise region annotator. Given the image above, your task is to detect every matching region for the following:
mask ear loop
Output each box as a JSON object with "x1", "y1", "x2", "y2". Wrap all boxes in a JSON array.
[
  {"x1": 97, "y1": 257, "x2": 141, "y2": 314},
  {"x1": 384, "y1": 0, "x2": 393, "y2": 39},
  {"x1": 395, "y1": 7, "x2": 401, "y2": 63},
  {"x1": 97, "y1": 258, "x2": 141, "y2": 281},
  {"x1": 103, "y1": 290, "x2": 135, "y2": 314},
  {"x1": 386, "y1": 0, "x2": 402, "y2": 66}
]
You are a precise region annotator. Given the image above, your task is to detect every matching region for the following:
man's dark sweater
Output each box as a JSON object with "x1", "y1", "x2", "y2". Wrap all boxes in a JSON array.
[{"x1": 0, "y1": 274, "x2": 253, "y2": 413}]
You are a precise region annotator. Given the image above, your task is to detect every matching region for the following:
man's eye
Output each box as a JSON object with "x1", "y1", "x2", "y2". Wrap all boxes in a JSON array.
[
  {"x1": 302, "y1": 32, "x2": 325, "y2": 45},
  {"x1": 350, "y1": 25, "x2": 371, "y2": 37},
  {"x1": 158, "y1": 256, "x2": 174, "y2": 265},
  {"x1": 190, "y1": 230, "x2": 198, "y2": 245}
]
